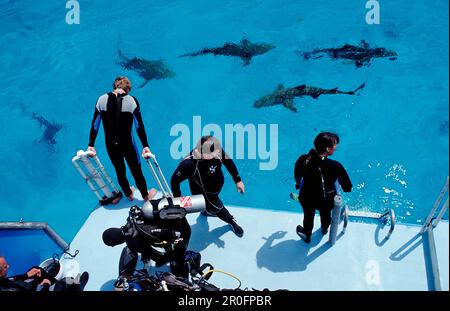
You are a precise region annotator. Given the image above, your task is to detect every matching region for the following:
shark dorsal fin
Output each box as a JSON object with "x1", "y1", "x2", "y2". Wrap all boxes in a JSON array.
[
  {"x1": 241, "y1": 39, "x2": 250, "y2": 47},
  {"x1": 359, "y1": 40, "x2": 370, "y2": 48},
  {"x1": 294, "y1": 84, "x2": 306, "y2": 91},
  {"x1": 277, "y1": 84, "x2": 285, "y2": 91}
]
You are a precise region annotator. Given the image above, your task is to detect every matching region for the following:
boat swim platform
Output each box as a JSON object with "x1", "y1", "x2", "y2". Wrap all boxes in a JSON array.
[{"x1": 70, "y1": 193, "x2": 449, "y2": 291}]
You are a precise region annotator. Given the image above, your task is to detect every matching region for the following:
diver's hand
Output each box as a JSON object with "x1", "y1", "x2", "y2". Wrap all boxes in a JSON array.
[
  {"x1": 142, "y1": 147, "x2": 152, "y2": 159},
  {"x1": 87, "y1": 146, "x2": 96, "y2": 157},
  {"x1": 236, "y1": 181, "x2": 245, "y2": 194},
  {"x1": 39, "y1": 279, "x2": 52, "y2": 286},
  {"x1": 26, "y1": 268, "x2": 41, "y2": 278}
]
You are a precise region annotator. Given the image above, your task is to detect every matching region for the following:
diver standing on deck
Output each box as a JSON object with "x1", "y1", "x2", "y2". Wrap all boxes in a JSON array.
[
  {"x1": 87, "y1": 76, "x2": 154, "y2": 203},
  {"x1": 170, "y1": 136, "x2": 246, "y2": 237},
  {"x1": 294, "y1": 132, "x2": 352, "y2": 243}
]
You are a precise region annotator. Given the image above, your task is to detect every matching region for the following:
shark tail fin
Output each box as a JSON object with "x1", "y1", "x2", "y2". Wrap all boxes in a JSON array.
[
  {"x1": 179, "y1": 48, "x2": 211, "y2": 58},
  {"x1": 352, "y1": 82, "x2": 366, "y2": 94},
  {"x1": 179, "y1": 51, "x2": 202, "y2": 58},
  {"x1": 139, "y1": 80, "x2": 150, "y2": 88},
  {"x1": 117, "y1": 50, "x2": 128, "y2": 66},
  {"x1": 302, "y1": 52, "x2": 312, "y2": 60}
]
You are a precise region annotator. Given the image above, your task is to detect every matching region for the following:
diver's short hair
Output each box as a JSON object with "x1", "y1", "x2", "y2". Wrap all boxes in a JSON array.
[
  {"x1": 314, "y1": 132, "x2": 340, "y2": 154},
  {"x1": 113, "y1": 76, "x2": 132, "y2": 93}
]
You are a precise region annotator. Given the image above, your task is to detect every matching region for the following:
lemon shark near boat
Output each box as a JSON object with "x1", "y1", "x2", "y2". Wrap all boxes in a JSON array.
[
  {"x1": 254, "y1": 83, "x2": 366, "y2": 112},
  {"x1": 179, "y1": 39, "x2": 275, "y2": 66},
  {"x1": 117, "y1": 50, "x2": 175, "y2": 88},
  {"x1": 300, "y1": 40, "x2": 397, "y2": 68}
]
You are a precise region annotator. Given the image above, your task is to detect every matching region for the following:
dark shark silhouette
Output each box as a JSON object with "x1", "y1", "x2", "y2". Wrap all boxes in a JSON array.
[
  {"x1": 31, "y1": 112, "x2": 63, "y2": 152},
  {"x1": 300, "y1": 40, "x2": 397, "y2": 68},
  {"x1": 179, "y1": 39, "x2": 275, "y2": 66},
  {"x1": 117, "y1": 51, "x2": 175, "y2": 88},
  {"x1": 254, "y1": 83, "x2": 366, "y2": 112}
]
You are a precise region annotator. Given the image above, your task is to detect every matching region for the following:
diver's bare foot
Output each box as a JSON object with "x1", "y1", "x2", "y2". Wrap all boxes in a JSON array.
[
  {"x1": 144, "y1": 188, "x2": 157, "y2": 201},
  {"x1": 128, "y1": 186, "x2": 135, "y2": 201}
]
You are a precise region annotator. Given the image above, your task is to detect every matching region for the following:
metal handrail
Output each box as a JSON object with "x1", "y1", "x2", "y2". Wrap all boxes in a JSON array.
[
  {"x1": 143, "y1": 152, "x2": 173, "y2": 199},
  {"x1": 421, "y1": 176, "x2": 449, "y2": 234},
  {"x1": 423, "y1": 226, "x2": 442, "y2": 291},
  {"x1": 419, "y1": 177, "x2": 449, "y2": 291},
  {"x1": 380, "y1": 209, "x2": 396, "y2": 240},
  {"x1": 0, "y1": 221, "x2": 69, "y2": 251},
  {"x1": 347, "y1": 208, "x2": 396, "y2": 240},
  {"x1": 433, "y1": 197, "x2": 449, "y2": 228}
]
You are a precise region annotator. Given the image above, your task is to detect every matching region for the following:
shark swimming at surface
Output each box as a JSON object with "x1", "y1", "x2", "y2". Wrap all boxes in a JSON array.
[
  {"x1": 254, "y1": 83, "x2": 366, "y2": 112},
  {"x1": 117, "y1": 50, "x2": 175, "y2": 88},
  {"x1": 300, "y1": 40, "x2": 397, "y2": 68},
  {"x1": 31, "y1": 112, "x2": 63, "y2": 152},
  {"x1": 179, "y1": 39, "x2": 275, "y2": 66}
]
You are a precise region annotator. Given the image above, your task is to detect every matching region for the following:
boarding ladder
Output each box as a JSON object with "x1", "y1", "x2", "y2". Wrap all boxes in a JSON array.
[{"x1": 420, "y1": 177, "x2": 449, "y2": 291}]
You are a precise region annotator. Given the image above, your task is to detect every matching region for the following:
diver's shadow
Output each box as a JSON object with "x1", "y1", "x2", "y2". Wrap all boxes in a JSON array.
[
  {"x1": 256, "y1": 230, "x2": 333, "y2": 273},
  {"x1": 188, "y1": 214, "x2": 230, "y2": 252}
]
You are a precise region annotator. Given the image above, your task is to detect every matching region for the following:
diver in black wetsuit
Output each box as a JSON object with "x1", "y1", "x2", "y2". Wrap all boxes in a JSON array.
[
  {"x1": 170, "y1": 136, "x2": 246, "y2": 237},
  {"x1": 102, "y1": 202, "x2": 192, "y2": 278},
  {"x1": 87, "y1": 76, "x2": 153, "y2": 202},
  {"x1": 294, "y1": 132, "x2": 352, "y2": 243},
  {"x1": 0, "y1": 256, "x2": 89, "y2": 291}
]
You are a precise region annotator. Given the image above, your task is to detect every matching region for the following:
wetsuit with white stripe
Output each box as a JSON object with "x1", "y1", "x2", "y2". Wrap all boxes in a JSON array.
[
  {"x1": 170, "y1": 150, "x2": 241, "y2": 224},
  {"x1": 89, "y1": 92, "x2": 149, "y2": 198}
]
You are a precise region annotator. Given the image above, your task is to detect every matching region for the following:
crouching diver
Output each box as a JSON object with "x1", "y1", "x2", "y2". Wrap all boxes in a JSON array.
[
  {"x1": 170, "y1": 136, "x2": 245, "y2": 237},
  {"x1": 294, "y1": 132, "x2": 352, "y2": 243},
  {"x1": 102, "y1": 202, "x2": 192, "y2": 279}
]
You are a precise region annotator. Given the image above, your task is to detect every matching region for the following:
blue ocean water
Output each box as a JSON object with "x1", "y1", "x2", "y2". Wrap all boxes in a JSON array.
[{"x1": 0, "y1": 0, "x2": 448, "y2": 241}]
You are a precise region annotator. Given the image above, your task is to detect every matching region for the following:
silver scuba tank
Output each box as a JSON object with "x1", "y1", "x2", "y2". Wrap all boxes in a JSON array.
[
  {"x1": 142, "y1": 194, "x2": 206, "y2": 219},
  {"x1": 142, "y1": 152, "x2": 206, "y2": 220}
]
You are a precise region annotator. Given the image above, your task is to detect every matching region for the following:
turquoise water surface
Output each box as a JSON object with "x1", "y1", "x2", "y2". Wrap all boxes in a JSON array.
[{"x1": 0, "y1": 0, "x2": 448, "y2": 241}]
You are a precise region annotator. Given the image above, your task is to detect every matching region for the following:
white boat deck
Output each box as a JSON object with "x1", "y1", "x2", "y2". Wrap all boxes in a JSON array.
[{"x1": 70, "y1": 193, "x2": 449, "y2": 291}]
